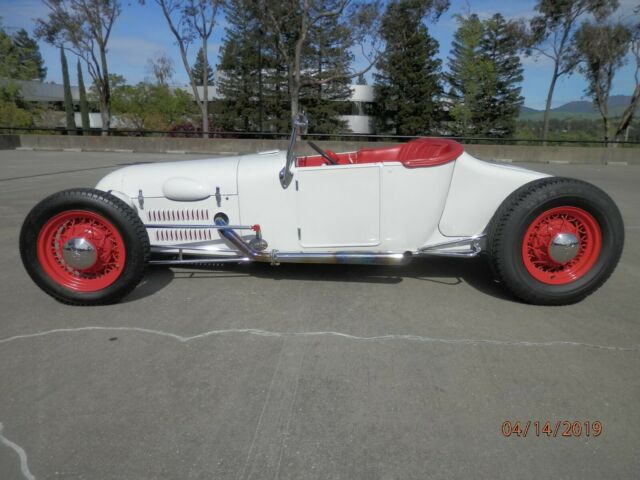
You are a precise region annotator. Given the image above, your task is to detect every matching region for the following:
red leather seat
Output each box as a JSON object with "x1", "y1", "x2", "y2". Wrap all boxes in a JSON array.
[{"x1": 297, "y1": 138, "x2": 464, "y2": 168}]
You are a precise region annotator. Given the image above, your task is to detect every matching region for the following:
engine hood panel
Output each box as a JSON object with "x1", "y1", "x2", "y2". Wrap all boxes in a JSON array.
[{"x1": 96, "y1": 154, "x2": 242, "y2": 197}]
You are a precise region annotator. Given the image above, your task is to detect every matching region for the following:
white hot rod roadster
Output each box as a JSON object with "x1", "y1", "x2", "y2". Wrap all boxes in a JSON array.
[{"x1": 20, "y1": 116, "x2": 624, "y2": 306}]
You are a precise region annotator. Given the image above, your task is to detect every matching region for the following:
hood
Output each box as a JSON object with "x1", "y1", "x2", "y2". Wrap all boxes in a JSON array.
[{"x1": 96, "y1": 154, "x2": 241, "y2": 198}]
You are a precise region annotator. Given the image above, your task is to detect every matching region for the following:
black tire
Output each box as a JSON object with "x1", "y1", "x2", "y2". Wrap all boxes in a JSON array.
[
  {"x1": 20, "y1": 188, "x2": 150, "y2": 306},
  {"x1": 487, "y1": 177, "x2": 624, "y2": 305}
]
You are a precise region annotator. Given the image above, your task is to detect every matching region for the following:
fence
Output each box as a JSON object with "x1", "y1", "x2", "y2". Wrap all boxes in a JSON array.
[{"x1": 0, "y1": 126, "x2": 638, "y2": 148}]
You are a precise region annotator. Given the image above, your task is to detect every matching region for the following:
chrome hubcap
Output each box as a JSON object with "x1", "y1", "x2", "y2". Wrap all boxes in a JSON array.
[
  {"x1": 62, "y1": 237, "x2": 97, "y2": 270},
  {"x1": 548, "y1": 233, "x2": 579, "y2": 264}
]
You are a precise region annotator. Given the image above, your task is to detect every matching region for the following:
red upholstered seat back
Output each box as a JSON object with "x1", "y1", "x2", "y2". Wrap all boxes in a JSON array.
[{"x1": 396, "y1": 138, "x2": 464, "y2": 167}]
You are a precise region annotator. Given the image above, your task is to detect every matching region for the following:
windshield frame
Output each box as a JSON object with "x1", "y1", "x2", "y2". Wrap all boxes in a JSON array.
[{"x1": 279, "y1": 113, "x2": 308, "y2": 189}]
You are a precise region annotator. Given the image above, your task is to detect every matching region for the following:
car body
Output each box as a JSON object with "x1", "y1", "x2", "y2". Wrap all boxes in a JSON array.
[
  {"x1": 20, "y1": 118, "x2": 624, "y2": 305},
  {"x1": 95, "y1": 139, "x2": 547, "y2": 259}
]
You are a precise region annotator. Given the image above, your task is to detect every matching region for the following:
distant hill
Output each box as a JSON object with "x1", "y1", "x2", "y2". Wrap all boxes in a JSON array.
[{"x1": 519, "y1": 95, "x2": 637, "y2": 120}]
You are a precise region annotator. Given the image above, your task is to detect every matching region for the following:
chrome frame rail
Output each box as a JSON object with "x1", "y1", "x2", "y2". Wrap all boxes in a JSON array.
[{"x1": 146, "y1": 223, "x2": 485, "y2": 267}]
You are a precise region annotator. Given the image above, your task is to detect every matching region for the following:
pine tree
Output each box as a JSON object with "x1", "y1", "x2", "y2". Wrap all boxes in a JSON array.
[
  {"x1": 191, "y1": 47, "x2": 214, "y2": 86},
  {"x1": 216, "y1": 0, "x2": 264, "y2": 131},
  {"x1": 446, "y1": 14, "x2": 491, "y2": 136},
  {"x1": 374, "y1": 0, "x2": 443, "y2": 135},
  {"x1": 299, "y1": 14, "x2": 352, "y2": 134},
  {"x1": 446, "y1": 13, "x2": 523, "y2": 137},
  {"x1": 77, "y1": 59, "x2": 90, "y2": 134},
  {"x1": 12, "y1": 29, "x2": 47, "y2": 81},
  {"x1": 480, "y1": 14, "x2": 524, "y2": 136},
  {"x1": 60, "y1": 47, "x2": 76, "y2": 133}
]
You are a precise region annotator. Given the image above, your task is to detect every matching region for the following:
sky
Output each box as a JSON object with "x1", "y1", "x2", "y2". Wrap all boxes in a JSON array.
[{"x1": 0, "y1": 0, "x2": 638, "y2": 109}]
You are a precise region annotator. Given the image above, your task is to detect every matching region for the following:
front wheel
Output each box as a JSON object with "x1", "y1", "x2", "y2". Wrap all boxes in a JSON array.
[
  {"x1": 20, "y1": 188, "x2": 149, "y2": 305},
  {"x1": 488, "y1": 177, "x2": 624, "y2": 305}
]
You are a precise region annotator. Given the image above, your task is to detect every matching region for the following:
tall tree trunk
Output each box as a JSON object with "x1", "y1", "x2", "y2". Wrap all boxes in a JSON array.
[
  {"x1": 258, "y1": 36, "x2": 263, "y2": 132},
  {"x1": 290, "y1": 84, "x2": 300, "y2": 124},
  {"x1": 613, "y1": 83, "x2": 640, "y2": 142},
  {"x1": 60, "y1": 47, "x2": 76, "y2": 135},
  {"x1": 542, "y1": 63, "x2": 560, "y2": 146},
  {"x1": 289, "y1": 59, "x2": 300, "y2": 124},
  {"x1": 202, "y1": 38, "x2": 209, "y2": 138},
  {"x1": 99, "y1": 45, "x2": 111, "y2": 135},
  {"x1": 77, "y1": 60, "x2": 90, "y2": 135}
]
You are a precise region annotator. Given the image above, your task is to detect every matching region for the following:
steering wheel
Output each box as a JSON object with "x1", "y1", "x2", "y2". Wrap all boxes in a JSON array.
[{"x1": 308, "y1": 140, "x2": 338, "y2": 165}]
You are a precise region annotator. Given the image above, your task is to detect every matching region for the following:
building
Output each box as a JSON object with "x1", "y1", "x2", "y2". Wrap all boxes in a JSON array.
[{"x1": 7, "y1": 79, "x2": 376, "y2": 133}]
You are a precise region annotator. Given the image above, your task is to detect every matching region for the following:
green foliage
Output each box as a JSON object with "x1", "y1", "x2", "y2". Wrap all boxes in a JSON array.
[
  {"x1": 299, "y1": 10, "x2": 352, "y2": 133},
  {"x1": 446, "y1": 13, "x2": 523, "y2": 137},
  {"x1": 217, "y1": 0, "x2": 352, "y2": 134},
  {"x1": 517, "y1": 117, "x2": 640, "y2": 143},
  {"x1": 110, "y1": 79, "x2": 196, "y2": 130},
  {"x1": 374, "y1": 0, "x2": 443, "y2": 135},
  {"x1": 0, "y1": 22, "x2": 46, "y2": 128},
  {"x1": 60, "y1": 47, "x2": 76, "y2": 131},
  {"x1": 0, "y1": 25, "x2": 47, "y2": 81},
  {"x1": 191, "y1": 47, "x2": 214, "y2": 86},
  {"x1": 216, "y1": 0, "x2": 270, "y2": 131}
]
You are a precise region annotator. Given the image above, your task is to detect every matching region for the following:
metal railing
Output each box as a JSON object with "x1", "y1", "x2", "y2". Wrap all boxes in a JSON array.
[{"x1": 0, "y1": 126, "x2": 638, "y2": 147}]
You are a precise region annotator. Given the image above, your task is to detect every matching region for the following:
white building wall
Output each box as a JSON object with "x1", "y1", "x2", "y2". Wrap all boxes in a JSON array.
[{"x1": 339, "y1": 115, "x2": 374, "y2": 134}]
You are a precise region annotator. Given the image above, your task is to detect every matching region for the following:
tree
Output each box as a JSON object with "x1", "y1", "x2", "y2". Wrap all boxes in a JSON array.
[
  {"x1": 446, "y1": 13, "x2": 523, "y2": 137},
  {"x1": 60, "y1": 46, "x2": 76, "y2": 133},
  {"x1": 374, "y1": 0, "x2": 444, "y2": 135},
  {"x1": 574, "y1": 21, "x2": 632, "y2": 144},
  {"x1": 77, "y1": 59, "x2": 90, "y2": 133},
  {"x1": 613, "y1": 23, "x2": 640, "y2": 142},
  {"x1": 191, "y1": 47, "x2": 214, "y2": 85},
  {"x1": 36, "y1": 0, "x2": 122, "y2": 135},
  {"x1": 216, "y1": 0, "x2": 266, "y2": 131},
  {"x1": 11, "y1": 29, "x2": 47, "y2": 81},
  {"x1": 0, "y1": 22, "x2": 41, "y2": 127},
  {"x1": 0, "y1": 24, "x2": 47, "y2": 81},
  {"x1": 148, "y1": 0, "x2": 222, "y2": 137},
  {"x1": 299, "y1": 8, "x2": 354, "y2": 133},
  {"x1": 110, "y1": 78, "x2": 195, "y2": 130},
  {"x1": 258, "y1": 0, "x2": 390, "y2": 123},
  {"x1": 147, "y1": 53, "x2": 175, "y2": 86},
  {"x1": 479, "y1": 13, "x2": 524, "y2": 137},
  {"x1": 446, "y1": 13, "x2": 494, "y2": 136},
  {"x1": 526, "y1": 0, "x2": 619, "y2": 144}
]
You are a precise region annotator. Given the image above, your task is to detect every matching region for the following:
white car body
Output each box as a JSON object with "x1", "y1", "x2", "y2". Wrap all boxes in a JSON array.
[{"x1": 96, "y1": 146, "x2": 548, "y2": 259}]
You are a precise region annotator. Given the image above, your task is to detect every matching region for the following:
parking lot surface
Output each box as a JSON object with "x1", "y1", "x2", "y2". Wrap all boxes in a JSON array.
[{"x1": 0, "y1": 150, "x2": 638, "y2": 480}]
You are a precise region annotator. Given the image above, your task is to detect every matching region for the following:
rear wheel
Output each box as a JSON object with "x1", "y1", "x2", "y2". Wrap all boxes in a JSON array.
[
  {"x1": 488, "y1": 178, "x2": 624, "y2": 305},
  {"x1": 20, "y1": 188, "x2": 149, "y2": 305}
]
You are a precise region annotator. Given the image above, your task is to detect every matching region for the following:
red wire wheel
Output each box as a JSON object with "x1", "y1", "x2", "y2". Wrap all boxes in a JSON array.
[
  {"x1": 36, "y1": 210, "x2": 126, "y2": 292},
  {"x1": 521, "y1": 206, "x2": 602, "y2": 285}
]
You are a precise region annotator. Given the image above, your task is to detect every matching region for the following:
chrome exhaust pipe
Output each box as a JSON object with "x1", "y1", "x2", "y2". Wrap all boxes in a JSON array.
[{"x1": 216, "y1": 219, "x2": 412, "y2": 266}]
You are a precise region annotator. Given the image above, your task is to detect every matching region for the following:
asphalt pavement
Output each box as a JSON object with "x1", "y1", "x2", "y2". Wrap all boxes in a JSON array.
[{"x1": 0, "y1": 149, "x2": 638, "y2": 480}]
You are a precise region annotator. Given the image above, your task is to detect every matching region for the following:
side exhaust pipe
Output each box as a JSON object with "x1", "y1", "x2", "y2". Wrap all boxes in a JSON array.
[{"x1": 216, "y1": 219, "x2": 412, "y2": 266}]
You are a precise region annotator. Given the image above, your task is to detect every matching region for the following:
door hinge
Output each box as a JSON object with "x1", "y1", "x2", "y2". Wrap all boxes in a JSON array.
[
  {"x1": 295, "y1": 180, "x2": 299, "y2": 191},
  {"x1": 297, "y1": 228, "x2": 301, "y2": 240}
]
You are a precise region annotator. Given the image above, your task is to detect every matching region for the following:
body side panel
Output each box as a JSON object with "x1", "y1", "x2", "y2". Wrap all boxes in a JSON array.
[{"x1": 438, "y1": 153, "x2": 550, "y2": 237}]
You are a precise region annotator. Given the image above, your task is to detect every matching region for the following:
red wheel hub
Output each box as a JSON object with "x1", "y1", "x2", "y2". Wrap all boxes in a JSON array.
[
  {"x1": 522, "y1": 206, "x2": 602, "y2": 285},
  {"x1": 37, "y1": 210, "x2": 126, "y2": 292}
]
